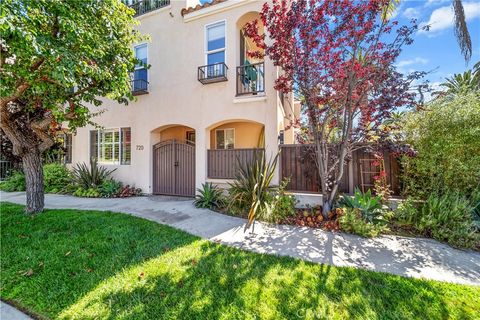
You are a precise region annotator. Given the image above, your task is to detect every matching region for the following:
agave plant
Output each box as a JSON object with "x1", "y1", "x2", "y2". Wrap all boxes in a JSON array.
[
  {"x1": 194, "y1": 183, "x2": 225, "y2": 210},
  {"x1": 228, "y1": 151, "x2": 279, "y2": 230},
  {"x1": 340, "y1": 188, "x2": 385, "y2": 224},
  {"x1": 72, "y1": 158, "x2": 116, "y2": 189}
]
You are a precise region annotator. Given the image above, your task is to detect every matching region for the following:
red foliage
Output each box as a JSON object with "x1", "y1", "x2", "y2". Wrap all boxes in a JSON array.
[{"x1": 244, "y1": 0, "x2": 422, "y2": 212}]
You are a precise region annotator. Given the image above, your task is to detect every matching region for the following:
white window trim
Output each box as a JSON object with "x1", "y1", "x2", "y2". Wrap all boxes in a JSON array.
[
  {"x1": 134, "y1": 43, "x2": 148, "y2": 85},
  {"x1": 134, "y1": 42, "x2": 148, "y2": 70},
  {"x1": 96, "y1": 128, "x2": 131, "y2": 165},
  {"x1": 204, "y1": 20, "x2": 227, "y2": 67},
  {"x1": 215, "y1": 128, "x2": 235, "y2": 150}
]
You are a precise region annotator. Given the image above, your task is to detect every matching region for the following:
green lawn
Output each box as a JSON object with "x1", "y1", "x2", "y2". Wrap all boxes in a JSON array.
[{"x1": 1, "y1": 202, "x2": 479, "y2": 320}]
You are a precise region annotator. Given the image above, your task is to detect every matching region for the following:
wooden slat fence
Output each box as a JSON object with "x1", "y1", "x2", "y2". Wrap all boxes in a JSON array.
[
  {"x1": 280, "y1": 144, "x2": 401, "y2": 195},
  {"x1": 207, "y1": 148, "x2": 265, "y2": 179}
]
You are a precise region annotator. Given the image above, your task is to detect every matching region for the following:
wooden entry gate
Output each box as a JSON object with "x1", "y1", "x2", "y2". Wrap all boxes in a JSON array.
[{"x1": 153, "y1": 139, "x2": 195, "y2": 197}]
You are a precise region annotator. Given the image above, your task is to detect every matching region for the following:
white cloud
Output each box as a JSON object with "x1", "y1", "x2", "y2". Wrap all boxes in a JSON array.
[
  {"x1": 424, "y1": 0, "x2": 450, "y2": 7},
  {"x1": 420, "y1": 2, "x2": 480, "y2": 34},
  {"x1": 404, "y1": 7, "x2": 420, "y2": 19},
  {"x1": 396, "y1": 57, "x2": 429, "y2": 68}
]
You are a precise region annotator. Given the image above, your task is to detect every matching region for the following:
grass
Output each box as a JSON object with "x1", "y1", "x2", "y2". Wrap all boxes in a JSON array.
[{"x1": 1, "y1": 202, "x2": 479, "y2": 320}]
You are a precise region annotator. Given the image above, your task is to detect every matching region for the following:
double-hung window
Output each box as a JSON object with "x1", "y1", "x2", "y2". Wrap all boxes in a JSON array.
[
  {"x1": 215, "y1": 128, "x2": 234, "y2": 150},
  {"x1": 205, "y1": 21, "x2": 226, "y2": 77},
  {"x1": 90, "y1": 128, "x2": 131, "y2": 165},
  {"x1": 133, "y1": 44, "x2": 148, "y2": 91}
]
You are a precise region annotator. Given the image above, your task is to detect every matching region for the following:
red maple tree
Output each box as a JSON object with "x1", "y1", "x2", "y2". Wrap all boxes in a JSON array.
[{"x1": 245, "y1": 0, "x2": 422, "y2": 216}]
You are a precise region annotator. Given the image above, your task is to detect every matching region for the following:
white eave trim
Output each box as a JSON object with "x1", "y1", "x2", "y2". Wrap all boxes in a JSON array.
[{"x1": 183, "y1": 0, "x2": 255, "y2": 22}]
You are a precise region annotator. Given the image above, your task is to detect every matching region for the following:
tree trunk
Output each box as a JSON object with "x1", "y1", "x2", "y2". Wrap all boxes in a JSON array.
[
  {"x1": 322, "y1": 198, "x2": 332, "y2": 216},
  {"x1": 22, "y1": 148, "x2": 44, "y2": 214}
]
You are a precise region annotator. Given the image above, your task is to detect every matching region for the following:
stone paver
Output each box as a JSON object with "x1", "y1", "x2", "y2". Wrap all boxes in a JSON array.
[{"x1": 1, "y1": 191, "x2": 479, "y2": 286}]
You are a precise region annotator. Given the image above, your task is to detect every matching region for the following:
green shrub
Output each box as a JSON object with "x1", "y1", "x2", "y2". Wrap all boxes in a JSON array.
[
  {"x1": 0, "y1": 171, "x2": 26, "y2": 192},
  {"x1": 228, "y1": 152, "x2": 278, "y2": 227},
  {"x1": 194, "y1": 183, "x2": 225, "y2": 210},
  {"x1": 72, "y1": 158, "x2": 116, "y2": 189},
  {"x1": 99, "y1": 179, "x2": 123, "y2": 198},
  {"x1": 73, "y1": 187, "x2": 100, "y2": 198},
  {"x1": 401, "y1": 92, "x2": 480, "y2": 198},
  {"x1": 263, "y1": 179, "x2": 297, "y2": 223},
  {"x1": 394, "y1": 192, "x2": 479, "y2": 249},
  {"x1": 43, "y1": 163, "x2": 70, "y2": 193},
  {"x1": 472, "y1": 189, "x2": 480, "y2": 230},
  {"x1": 339, "y1": 188, "x2": 387, "y2": 224},
  {"x1": 338, "y1": 208, "x2": 388, "y2": 238}
]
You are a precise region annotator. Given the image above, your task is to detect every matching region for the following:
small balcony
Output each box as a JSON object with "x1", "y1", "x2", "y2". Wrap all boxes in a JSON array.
[
  {"x1": 207, "y1": 148, "x2": 265, "y2": 179},
  {"x1": 131, "y1": 79, "x2": 148, "y2": 95},
  {"x1": 129, "y1": 0, "x2": 170, "y2": 17},
  {"x1": 198, "y1": 62, "x2": 228, "y2": 84},
  {"x1": 236, "y1": 62, "x2": 265, "y2": 96}
]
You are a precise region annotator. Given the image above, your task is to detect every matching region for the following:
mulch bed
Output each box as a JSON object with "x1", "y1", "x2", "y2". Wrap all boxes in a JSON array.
[{"x1": 281, "y1": 207, "x2": 341, "y2": 232}]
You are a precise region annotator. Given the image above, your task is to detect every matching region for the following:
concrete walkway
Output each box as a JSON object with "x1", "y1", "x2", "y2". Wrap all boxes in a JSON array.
[
  {"x1": 1, "y1": 191, "x2": 480, "y2": 286},
  {"x1": 1, "y1": 301, "x2": 32, "y2": 320}
]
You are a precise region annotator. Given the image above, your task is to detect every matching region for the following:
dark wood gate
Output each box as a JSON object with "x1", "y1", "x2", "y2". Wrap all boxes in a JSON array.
[{"x1": 153, "y1": 139, "x2": 195, "y2": 197}]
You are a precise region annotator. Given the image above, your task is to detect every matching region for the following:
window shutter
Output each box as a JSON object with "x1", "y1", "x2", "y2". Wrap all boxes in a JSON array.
[
  {"x1": 90, "y1": 130, "x2": 98, "y2": 160},
  {"x1": 121, "y1": 128, "x2": 131, "y2": 165},
  {"x1": 64, "y1": 134, "x2": 73, "y2": 164}
]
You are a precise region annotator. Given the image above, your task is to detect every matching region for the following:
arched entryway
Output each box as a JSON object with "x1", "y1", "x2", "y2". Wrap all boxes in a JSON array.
[
  {"x1": 152, "y1": 125, "x2": 195, "y2": 197},
  {"x1": 206, "y1": 119, "x2": 265, "y2": 179}
]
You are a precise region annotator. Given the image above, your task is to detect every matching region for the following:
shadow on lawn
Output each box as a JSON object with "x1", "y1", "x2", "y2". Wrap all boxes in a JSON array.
[
  {"x1": 0, "y1": 203, "x2": 198, "y2": 318},
  {"x1": 59, "y1": 242, "x2": 470, "y2": 320},
  {"x1": 0, "y1": 203, "x2": 475, "y2": 320}
]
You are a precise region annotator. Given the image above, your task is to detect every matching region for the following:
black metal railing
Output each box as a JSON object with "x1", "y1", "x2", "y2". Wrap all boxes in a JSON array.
[
  {"x1": 131, "y1": 79, "x2": 148, "y2": 95},
  {"x1": 129, "y1": 0, "x2": 170, "y2": 17},
  {"x1": 236, "y1": 62, "x2": 265, "y2": 96},
  {"x1": 198, "y1": 62, "x2": 228, "y2": 84}
]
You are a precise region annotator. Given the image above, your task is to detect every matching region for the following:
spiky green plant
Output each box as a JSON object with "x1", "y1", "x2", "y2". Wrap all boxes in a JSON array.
[
  {"x1": 194, "y1": 183, "x2": 225, "y2": 210},
  {"x1": 72, "y1": 158, "x2": 116, "y2": 189},
  {"x1": 438, "y1": 69, "x2": 479, "y2": 96},
  {"x1": 339, "y1": 188, "x2": 385, "y2": 224},
  {"x1": 228, "y1": 152, "x2": 279, "y2": 229}
]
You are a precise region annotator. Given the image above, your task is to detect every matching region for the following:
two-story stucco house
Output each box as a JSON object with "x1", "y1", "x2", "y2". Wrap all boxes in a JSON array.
[{"x1": 68, "y1": 0, "x2": 298, "y2": 197}]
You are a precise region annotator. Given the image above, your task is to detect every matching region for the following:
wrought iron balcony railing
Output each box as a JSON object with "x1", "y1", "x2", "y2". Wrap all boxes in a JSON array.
[
  {"x1": 236, "y1": 62, "x2": 265, "y2": 96},
  {"x1": 131, "y1": 78, "x2": 148, "y2": 95},
  {"x1": 128, "y1": 0, "x2": 170, "y2": 17},
  {"x1": 198, "y1": 62, "x2": 228, "y2": 84}
]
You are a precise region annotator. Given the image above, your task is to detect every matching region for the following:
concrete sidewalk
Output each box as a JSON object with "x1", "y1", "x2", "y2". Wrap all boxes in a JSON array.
[
  {"x1": 1, "y1": 191, "x2": 479, "y2": 286},
  {"x1": 1, "y1": 301, "x2": 32, "y2": 320}
]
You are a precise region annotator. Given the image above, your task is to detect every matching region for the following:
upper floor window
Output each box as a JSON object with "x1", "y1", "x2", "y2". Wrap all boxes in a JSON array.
[
  {"x1": 133, "y1": 44, "x2": 148, "y2": 93},
  {"x1": 205, "y1": 21, "x2": 226, "y2": 77}
]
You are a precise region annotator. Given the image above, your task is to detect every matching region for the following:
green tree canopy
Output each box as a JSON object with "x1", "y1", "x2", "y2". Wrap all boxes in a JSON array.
[{"x1": 0, "y1": 0, "x2": 144, "y2": 213}]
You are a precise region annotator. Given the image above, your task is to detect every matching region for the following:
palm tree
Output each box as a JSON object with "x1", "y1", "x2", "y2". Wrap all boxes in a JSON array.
[
  {"x1": 452, "y1": 0, "x2": 472, "y2": 62},
  {"x1": 436, "y1": 66, "x2": 479, "y2": 96}
]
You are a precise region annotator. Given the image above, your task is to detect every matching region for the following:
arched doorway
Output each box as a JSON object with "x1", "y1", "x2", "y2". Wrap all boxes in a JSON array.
[{"x1": 152, "y1": 125, "x2": 195, "y2": 197}]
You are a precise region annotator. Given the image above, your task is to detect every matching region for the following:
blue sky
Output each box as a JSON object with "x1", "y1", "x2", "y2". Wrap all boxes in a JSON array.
[
  {"x1": 392, "y1": 0, "x2": 480, "y2": 92},
  {"x1": 200, "y1": 0, "x2": 479, "y2": 91}
]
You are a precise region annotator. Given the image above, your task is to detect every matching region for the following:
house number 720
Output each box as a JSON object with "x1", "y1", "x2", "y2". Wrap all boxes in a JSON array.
[{"x1": 136, "y1": 145, "x2": 144, "y2": 150}]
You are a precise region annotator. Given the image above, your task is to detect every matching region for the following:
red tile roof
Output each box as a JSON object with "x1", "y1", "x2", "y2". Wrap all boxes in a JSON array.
[{"x1": 181, "y1": 0, "x2": 227, "y2": 16}]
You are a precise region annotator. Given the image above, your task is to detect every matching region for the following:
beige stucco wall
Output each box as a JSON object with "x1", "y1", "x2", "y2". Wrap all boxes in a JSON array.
[
  {"x1": 71, "y1": 0, "x2": 283, "y2": 194},
  {"x1": 158, "y1": 125, "x2": 194, "y2": 142},
  {"x1": 209, "y1": 121, "x2": 263, "y2": 149}
]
